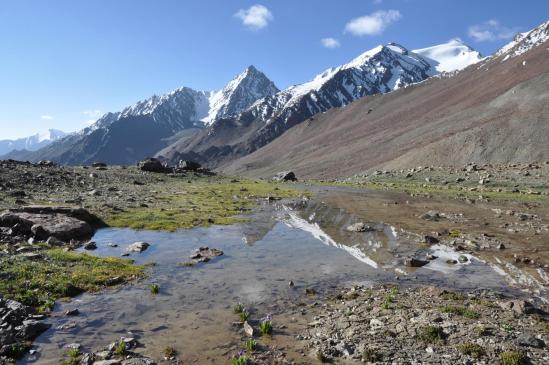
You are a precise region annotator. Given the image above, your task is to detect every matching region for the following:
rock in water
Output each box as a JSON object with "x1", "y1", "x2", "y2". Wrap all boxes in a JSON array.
[
  {"x1": 126, "y1": 242, "x2": 150, "y2": 253},
  {"x1": 273, "y1": 171, "x2": 297, "y2": 182},
  {"x1": 404, "y1": 257, "x2": 429, "y2": 267}
]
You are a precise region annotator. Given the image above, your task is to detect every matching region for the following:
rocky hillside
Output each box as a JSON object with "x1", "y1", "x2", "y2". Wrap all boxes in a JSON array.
[
  {"x1": 158, "y1": 41, "x2": 481, "y2": 166},
  {"x1": 223, "y1": 21, "x2": 549, "y2": 179},
  {"x1": 26, "y1": 66, "x2": 277, "y2": 165}
]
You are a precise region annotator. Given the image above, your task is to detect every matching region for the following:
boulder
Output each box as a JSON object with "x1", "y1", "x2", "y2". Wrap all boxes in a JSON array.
[
  {"x1": 346, "y1": 222, "x2": 374, "y2": 232},
  {"x1": 138, "y1": 158, "x2": 171, "y2": 173},
  {"x1": 177, "y1": 160, "x2": 201, "y2": 171},
  {"x1": 0, "y1": 211, "x2": 93, "y2": 241},
  {"x1": 273, "y1": 171, "x2": 297, "y2": 182},
  {"x1": 92, "y1": 162, "x2": 107, "y2": 168}
]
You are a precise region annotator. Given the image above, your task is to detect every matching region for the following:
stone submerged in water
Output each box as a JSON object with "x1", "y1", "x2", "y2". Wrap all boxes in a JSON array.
[
  {"x1": 346, "y1": 222, "x2": 375, "y2": 232},
  {"x1": 420, "y1": 210, "x2": 443, "y2": 221},
  {"x1": 272, "y1": 171, "x2": 297, "y2": 182},
  {"x1": 404, "y1": 257, "x2": 430, "y2": 267},
  {"x1": 188, "y1": 247, "x2": 224, "y2": 263},
  {"x1": 126, "y1": 242, "x2": 150, "y2": 253}
]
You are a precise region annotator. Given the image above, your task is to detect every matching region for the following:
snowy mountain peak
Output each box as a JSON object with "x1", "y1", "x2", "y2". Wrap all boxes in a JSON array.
[
  {"x1": 496, "y1": 20, "x2": 549, "y2": 60},
  {"x1": 413, "y1": 39, "x2": 482, "y2": 73},
  {"x1": 201, "y1": 65, "x2": 279, "y2": 125},
  {"x1": 0, "y1": 129, "x2": 67, "y2": 156}
]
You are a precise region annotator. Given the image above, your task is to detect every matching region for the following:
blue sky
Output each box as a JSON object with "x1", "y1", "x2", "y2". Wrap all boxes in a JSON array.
[{"x1": 0, "y1": 0, "x2": 547, "y2": 140}]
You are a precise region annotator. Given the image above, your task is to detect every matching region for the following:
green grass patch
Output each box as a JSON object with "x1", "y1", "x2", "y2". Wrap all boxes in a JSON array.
[
  {"x1": 311, "y1": 179, "x2": 549, "y2": 203},
  {"x1": 0, "y1": 248, "x2": 145, "y2": 310},
  {"x1": 105, "y1": 176, "x2": 304, "y2": 231},
  {"x1": 440, "y1": 305, "x2": 480, "y2": 319}
]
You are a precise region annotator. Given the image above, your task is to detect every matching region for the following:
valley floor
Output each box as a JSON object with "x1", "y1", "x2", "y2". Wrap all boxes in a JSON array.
[{"x1": 0, "y1": 160, "x2": 547, "y2": 364}]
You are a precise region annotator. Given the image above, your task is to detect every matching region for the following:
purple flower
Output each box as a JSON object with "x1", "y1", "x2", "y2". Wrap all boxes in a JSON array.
[
  {"x1": 262, "y1": 313, "x2": 272, "y2": 322},
  {"x1": 237, "y1": 349, "x2": 246, "y2": 357}
]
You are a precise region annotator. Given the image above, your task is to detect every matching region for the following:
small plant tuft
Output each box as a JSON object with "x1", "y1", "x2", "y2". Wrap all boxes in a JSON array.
[
  {"x1": 233, "y1": 302, "x2": 245, "y2": 314},
  {"x1": 259, "y1": 314, "x2": 273, "y2": 335},
  {"x1": 115, "y1": 340, "x2": 126, "y2": 356},
  {"x1": 244, "y1": 338, "x2": 257, "y2": 351},
  {"x1": 162, "y1": 346, "x2": 177, "y2": 358},
  {"x1": 440, "y1": 291, "x2": 465, "y2": 301},
  {"x1": 500, "y1": 351, "x2": 526, "y2": 365},
  {"x1": 457, "y1": 342, "x2": 485, "y2": 358},
  {"x1": 231, "y1": 350, "x2": 249, "y2": 365},
  {"x1": 418, "y1": 325, "x2": 445, "y2": 343},
  {"x1": 239, "y1": 309, "x2": 250, "y2": 322},
  {"x1": 150, "y1": 283, "x2": 160, "y2": 295},
  {"x1": 440, "y1": 305, "x2": 479, "y2": 318}
]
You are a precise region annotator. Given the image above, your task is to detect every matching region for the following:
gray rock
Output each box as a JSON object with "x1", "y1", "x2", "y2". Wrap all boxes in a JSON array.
[
  {"x1": 177, "y1": 160, "x2": 201, "y2": 171},
  {"x1": 404, "y1": 257, "x2": 429, "y2": 267},
  {"x1": 517, "y1": 334, "x2": 544, "y2": 348},
  {"x1": 138, "y1": 158, "x2": 171, "y2": 173},
  {"x1": 424, "y1": 235, "x2": 439, "y2": 244},
  {"x1": 346, "y1": 222, "x2": 374, "y2": 232},
  {"x1": 273, "y1": 171, "x2": 297, "y2": 182},
  {"x1": 84, "y1": 241, "x2": 97, "y2": 250},
  {"x1": 126, "y1": 242, "x2": 150, "y2": 253}
]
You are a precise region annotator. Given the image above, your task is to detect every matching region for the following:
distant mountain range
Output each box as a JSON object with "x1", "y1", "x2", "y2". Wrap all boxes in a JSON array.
[
  {"x1": 23, "y1": 66, "x2": 278, "y2": 165},
  {"x1": 159, "y1": 39, "x2": 482, "y2": 166},
  {"x1": 0, "y1": 129, "x2": 66, "y2": 157},
  {"x1": 15, "y1": 20, "x2": 549, "y2": 177}
]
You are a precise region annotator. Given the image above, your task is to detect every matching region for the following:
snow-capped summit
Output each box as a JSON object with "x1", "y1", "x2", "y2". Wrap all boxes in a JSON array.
[
  {"x1": 202, "y1": 65, "x2": 279, "y2": 125},
  {"x1": 413, "y1": 39, "x2": 482, "y2": 73},
  {"x1": 0, "y1": 129, "x2": 66, "y2": 156},
  {"x1": 496, "y1": 20, "x2": 549, "y2": 60},
  {"x1": 29, "y1": 66, "x2": 278, "y2": 164}
]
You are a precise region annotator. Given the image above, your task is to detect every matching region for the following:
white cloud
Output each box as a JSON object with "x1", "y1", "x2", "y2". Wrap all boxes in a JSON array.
[
  {"x1": 468, "y1": 20, "x2": 518, "y2": 42},
  {"x1": 41, "y1": 115, "x2": 54, "y2": 120},
  {"x1": 344, "y1": 10, "x2": 402, "y2": 36},
  {"x1": 235, "y1": 4, "x2": 273, "y2": 30},
  {"x1": 372, "y1": 0, "x2": 383, "y2": 4},
  {"x1": 85, "y1": 119, "x2": 97, "y2": 126},
  {"x1": 83, "y1": 110, "x2": 102, "y2": 118},
  {"x1": 321, "y1": 37, "x2": 341, "y2": 49}
]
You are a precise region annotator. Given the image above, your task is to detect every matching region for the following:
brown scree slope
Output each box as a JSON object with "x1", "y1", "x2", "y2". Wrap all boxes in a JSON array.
[{"x1": 222, "y1": 40, "x2": 549, "y2": 179}]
